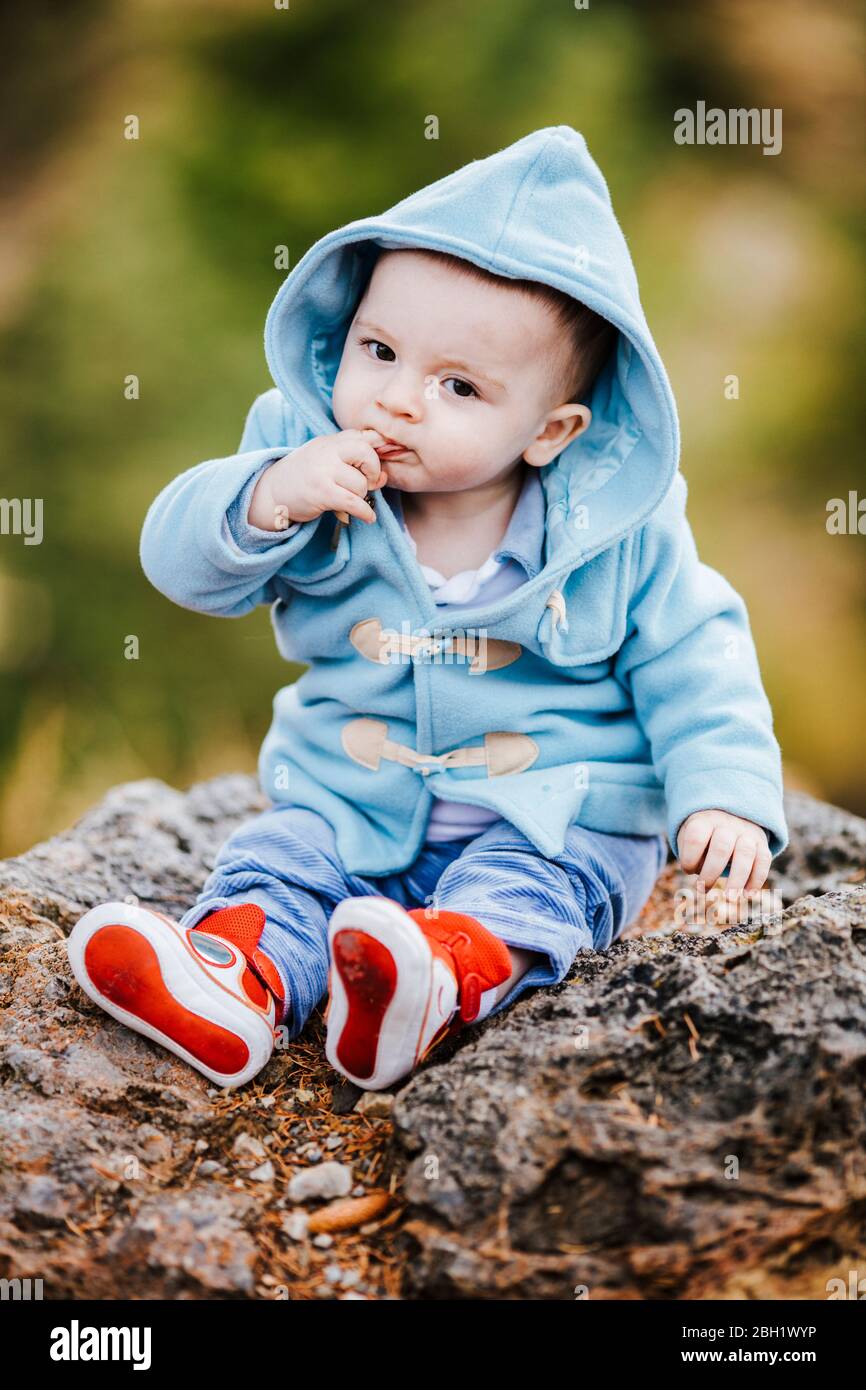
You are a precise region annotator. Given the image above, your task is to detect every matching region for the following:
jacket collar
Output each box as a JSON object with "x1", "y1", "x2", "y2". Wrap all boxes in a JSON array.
[{"x1": 383, "y1": 465, "x2": 545, "y2": 581}]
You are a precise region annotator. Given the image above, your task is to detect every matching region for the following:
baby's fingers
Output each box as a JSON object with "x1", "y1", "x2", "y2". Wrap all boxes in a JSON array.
[
  {"x1": 336, "y1": 434, "x2": 385, "y2": 487},
  {"x1": 695, "y1": 828, "x2": 737, "y2": 890},
  {"x1": 743, "y1": 842, "x2": 772, "y2": 894},
  {"x1": 723, "y1": 836, "x2": 759, "y2": 896},
  {"x1": 332, "y1": 486, "x2": 376, "y2": 525},
  {"x1": 677, "y1": 819, "x2": 711, "y2": 875}
]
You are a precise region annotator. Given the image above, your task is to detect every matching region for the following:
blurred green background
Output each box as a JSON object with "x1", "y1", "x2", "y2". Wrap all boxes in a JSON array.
[{"x1": 0, "y1": 0, "x2": 863, "y2": 857}]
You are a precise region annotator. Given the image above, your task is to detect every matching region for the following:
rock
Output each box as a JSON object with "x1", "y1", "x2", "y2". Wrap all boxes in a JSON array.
[
  {"x1": 288, "y1": 1161, "x2": 353, "y2": 1204},
  {"x1": 232, "y1": 1133, "x2": 268, "y2": 1163},
  {"x1": 356, "y1": 1091, "x2": 394, "y2": 1118},
  {"x1": 248, "y1": 1161, "x2": 275, "y2": 1183},
  {"x1": 0, "y1": 774, "x2": 267, "y2": 931},
  {"x1": 0, "y1": 775, "x2": 265, "y2": 1297},
  {"x1": 769, "y1": 791, "x2": 866, "y2": 903},
  {"x1": 392, "y1": 883, "x2": 866, "y2": 1300},
  {"x1": 1, "y1": 772, "x2": 864, "y2": 1300},
  {"x1": 15, "y1": 1174, "x2": 67, "y2": 1226},
  {"x1": 104, "y1": 1190, "x2": 259, "y2": 1296},
  {"x1": 136, "y1": 1125, "x2": 172, "y2": 1162},
  {"x1": 197, "y1": 1160, "x2": 224, "y2": 1177},
  {"x1": 281, "y1": 1211, "x2": 309, "y2": 1241}
]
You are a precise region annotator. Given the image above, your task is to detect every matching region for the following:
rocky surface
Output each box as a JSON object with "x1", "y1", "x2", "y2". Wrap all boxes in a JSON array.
[
  {"x1": 396, "y1": 884, "x2": 866, "y2": 1298},
  {"x1": 0, "y1": 776, "x2": 864, "y2": 1299}
]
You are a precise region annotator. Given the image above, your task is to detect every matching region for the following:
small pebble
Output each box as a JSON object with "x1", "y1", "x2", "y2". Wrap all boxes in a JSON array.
[
  {"x1": 325, "y1": 1136, "x2": 342, "y2": 1151},
  {"x1": 324, "y1": 1264, "x2": 344, "y2": 1284},
  {"x1": 340, "y1": 1270, "x2": 362, "y2": 1289},
  {"x1": 248, "y1": 1160, "x2": 275, "y2": 1183},
  {"x1": 288, "y1": 1161, "x2": 352, "y2": 1204},
  {"x1": 281, "y1": 1212, "x2": 309, "y2": 1241},
  {"x1": 355, "y1": 1091, "x2": 394, "y2": 1119},
  {"x1": 352, "y1": 1185, "x2": 365, "y2": 1198},
  {"x1": 198, "y1": 1160, "x2": 224, "y2": 1177},
  {"x1": 194, "y1": 1140, "x2": 208, "y2": 1154},
  {"x1": 312, "y1": 1233, "x2": 334, "y2": 1249},
  {"x1": 232, "y1": 1132, "x2": 267, "y2": 1161}
]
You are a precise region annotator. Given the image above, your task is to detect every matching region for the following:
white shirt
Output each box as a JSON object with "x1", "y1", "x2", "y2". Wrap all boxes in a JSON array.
[{"x1": 400, "y1": 520, "x2": 529, "y2": 843}]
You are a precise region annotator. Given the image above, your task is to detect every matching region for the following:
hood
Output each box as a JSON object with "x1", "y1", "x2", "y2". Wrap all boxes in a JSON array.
[{"x1": 263, "y1": 125, "x2": 680, "y2": 571}]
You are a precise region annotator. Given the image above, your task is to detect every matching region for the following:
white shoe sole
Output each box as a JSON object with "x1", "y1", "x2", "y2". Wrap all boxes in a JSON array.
[
  {"x1": 66, "y1": 902, "x2": 275, "y2": 1088},
  {"x1": 325, "y1": 897, "x2": 437, "y2": 1091}
]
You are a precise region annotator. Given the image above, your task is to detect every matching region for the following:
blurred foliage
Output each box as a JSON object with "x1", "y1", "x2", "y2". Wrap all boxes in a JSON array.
[{"x1": 0, "y1": 0, "x2": 863, "y2": 854}]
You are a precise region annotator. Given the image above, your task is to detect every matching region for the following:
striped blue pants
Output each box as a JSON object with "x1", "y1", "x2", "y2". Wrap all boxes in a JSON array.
[{"x1": 179, "y1": 805, "x2": 667, "y2": 1041}]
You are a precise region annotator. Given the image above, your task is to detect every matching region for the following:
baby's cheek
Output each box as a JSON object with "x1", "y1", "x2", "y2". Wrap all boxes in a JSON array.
[
  {"x1": 330, "y1": 376, "x2": 343, "y2": 419},
  {"x1": 330, "y1": 373, "x2": 357, "y2": 430},
  {"x1": 433, "y1": 421, "x2": 489, "y2": 477}
]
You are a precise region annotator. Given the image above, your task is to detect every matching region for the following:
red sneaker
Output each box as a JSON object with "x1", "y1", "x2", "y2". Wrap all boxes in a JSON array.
[
  {"x1": 324, "y1": 897, "x2": 512, "y2": 1091},
  {"x1": 66, "y1": 901, "x2": 285, "y2": 1088}
]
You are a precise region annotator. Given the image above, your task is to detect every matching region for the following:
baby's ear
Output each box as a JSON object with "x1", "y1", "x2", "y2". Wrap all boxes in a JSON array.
[
  {"x1": 566, "y1": 403, "x2": 592, "y2": 438},
  {"x1": 524, "y1": 403, "x2": 591, "y2": 466}
]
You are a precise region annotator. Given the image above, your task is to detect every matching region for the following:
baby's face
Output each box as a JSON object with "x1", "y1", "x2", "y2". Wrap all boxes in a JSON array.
[{"x1": 331, "y1": 250, "x2": 576, "y2": 495}]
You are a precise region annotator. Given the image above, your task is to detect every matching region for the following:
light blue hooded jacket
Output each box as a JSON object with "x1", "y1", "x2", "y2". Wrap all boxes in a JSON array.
[{"x1": 140, "y1": 126, "x2": 789, "y2": 876}]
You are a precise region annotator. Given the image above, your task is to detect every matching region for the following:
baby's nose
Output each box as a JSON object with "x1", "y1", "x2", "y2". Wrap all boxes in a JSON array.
[{"x1": 376, "y1": 375, "x2": 423, "y2": 420}]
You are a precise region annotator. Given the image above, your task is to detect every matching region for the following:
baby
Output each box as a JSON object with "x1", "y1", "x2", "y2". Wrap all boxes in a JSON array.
[{"x1": 67, "y1": 126, "x2": 787, "y2": 1093}]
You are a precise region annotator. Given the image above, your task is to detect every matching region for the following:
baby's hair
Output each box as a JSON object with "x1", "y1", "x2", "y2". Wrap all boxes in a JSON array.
[{"x1": 410, "y1": 249, "x2": 619, "y2": 405}]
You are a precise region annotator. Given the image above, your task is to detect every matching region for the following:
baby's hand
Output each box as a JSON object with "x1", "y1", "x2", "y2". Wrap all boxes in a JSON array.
[
  {"x1": 677, "y1": 809, "x2": 771, "y2": 898},
  {"x1": 252, "y1": 428, "x2": 390, "y2": 529}
]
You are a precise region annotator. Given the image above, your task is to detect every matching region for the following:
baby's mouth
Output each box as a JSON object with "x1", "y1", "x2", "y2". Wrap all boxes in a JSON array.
[{"x1": 377, "y1": 441, "x2": 414, "y2": 459}]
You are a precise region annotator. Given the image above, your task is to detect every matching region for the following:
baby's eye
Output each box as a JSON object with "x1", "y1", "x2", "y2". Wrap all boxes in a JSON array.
[
  {"x1": 442, "y1": 377, "x2": 479, "y2": 399},
  {"x1": 360, "y1": 337, "x2": 395, "y2": 362}
]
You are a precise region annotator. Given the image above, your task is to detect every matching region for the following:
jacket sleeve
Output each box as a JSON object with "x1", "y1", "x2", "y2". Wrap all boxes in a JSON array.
[
  {"x1": 139, "y1": 388, "x2": 318, "y2": 617},
  {"x1": 613, "y1": 472, "x2": 789, "y2": 861}
]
